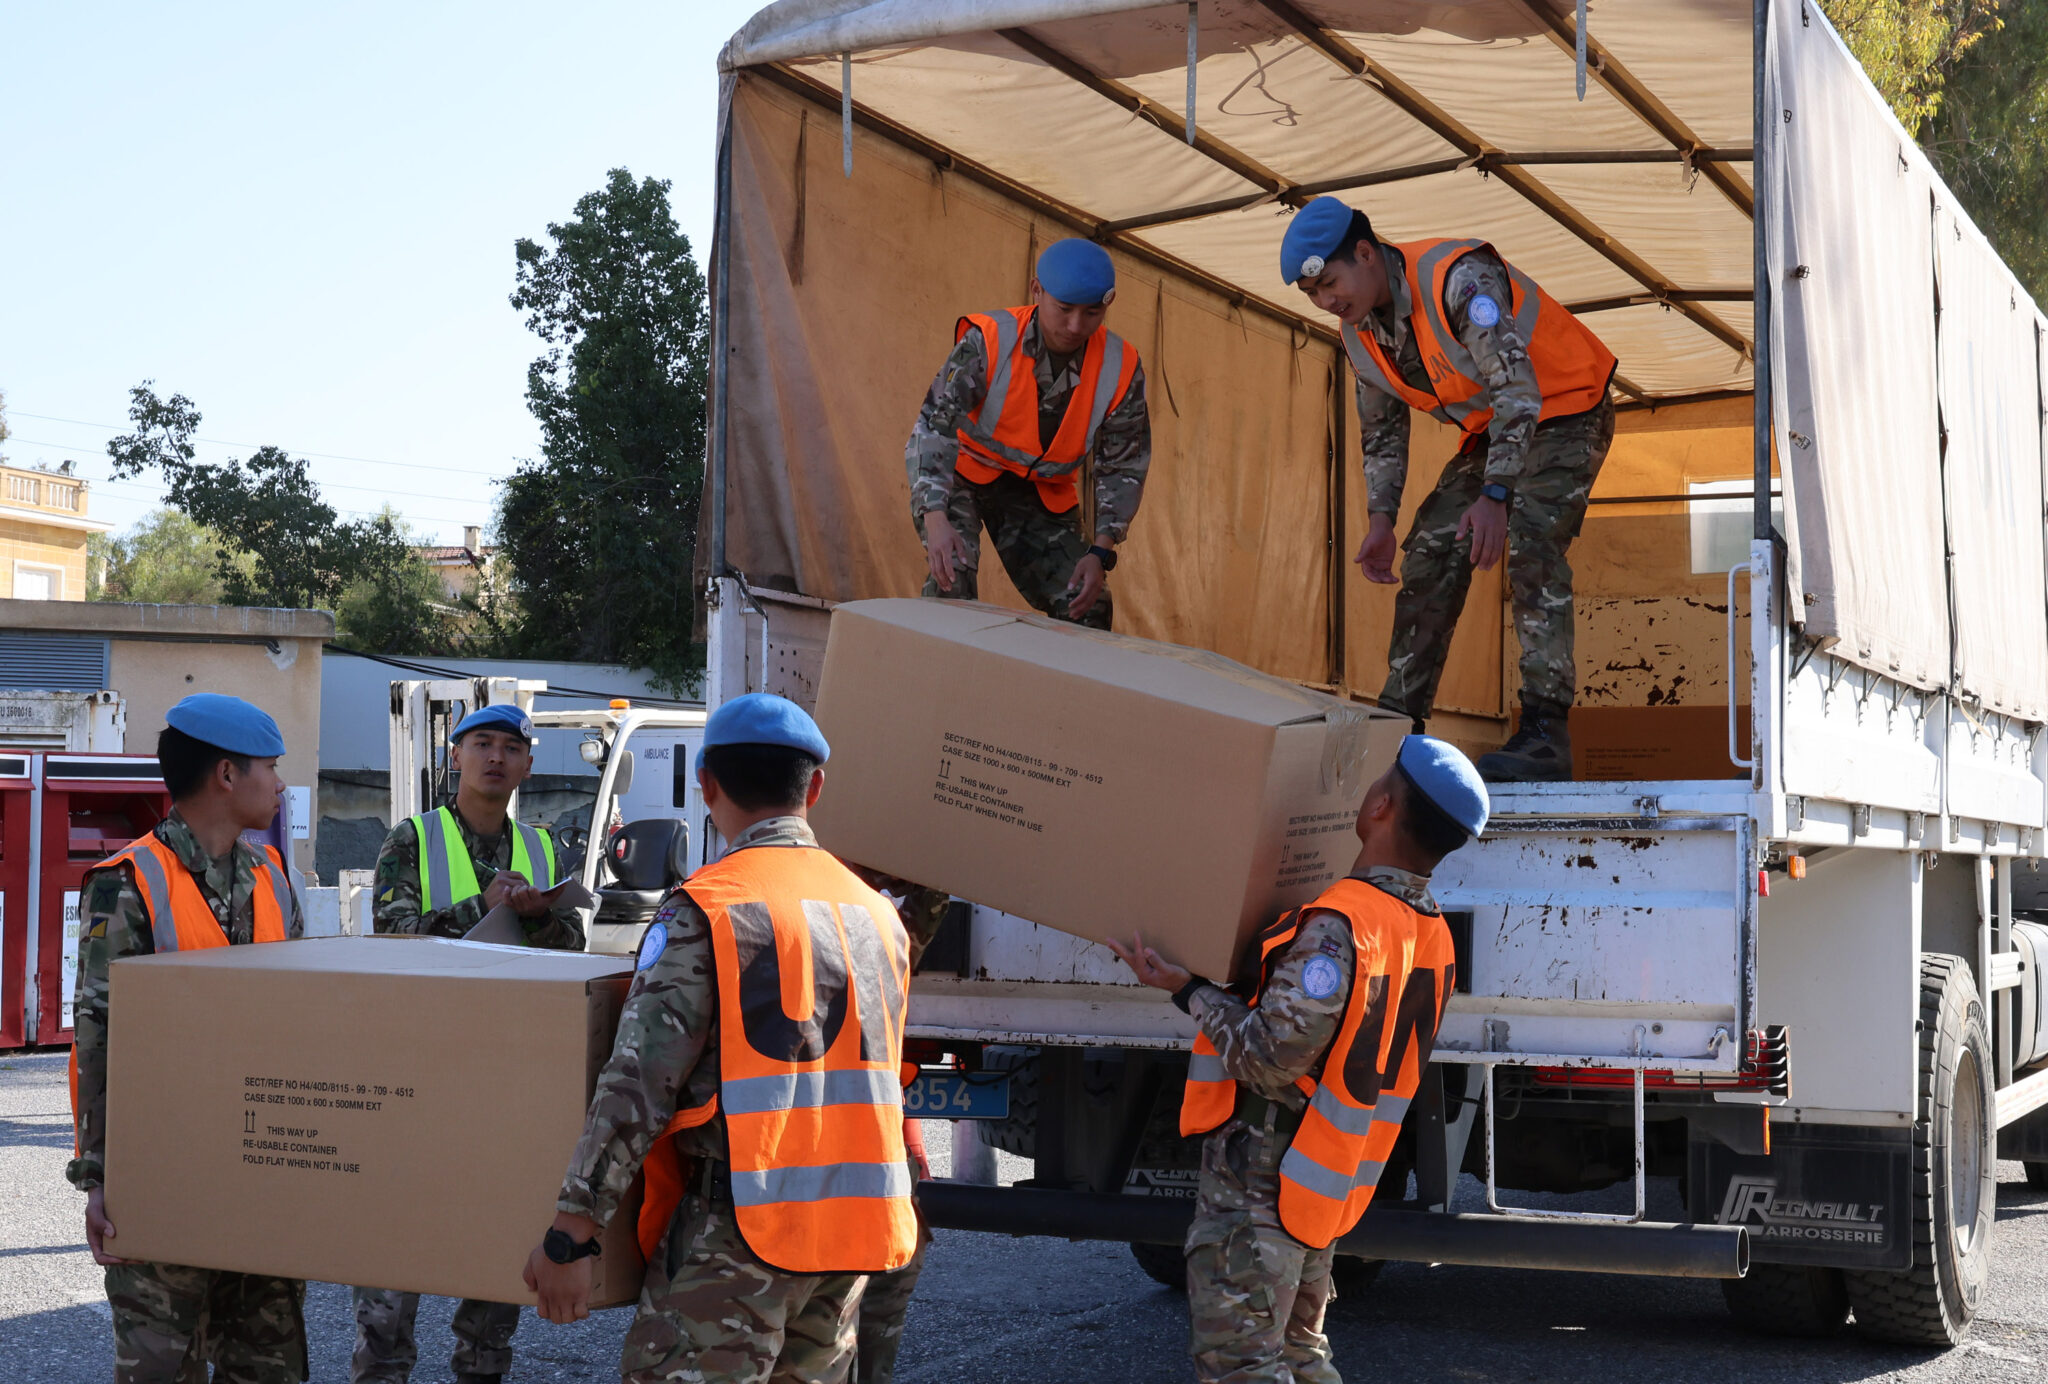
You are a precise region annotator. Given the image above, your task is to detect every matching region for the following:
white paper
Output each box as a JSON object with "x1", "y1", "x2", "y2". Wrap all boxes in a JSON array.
[
  {"x1": 288, "y1": 786, "x2": 312, "y2": 840},
  {"x1": 62, "y1": 890, "x2": 81, "y2": 1030},
  {"x1": 461, "y1": 878, "x2": 598, "y2": 947}
]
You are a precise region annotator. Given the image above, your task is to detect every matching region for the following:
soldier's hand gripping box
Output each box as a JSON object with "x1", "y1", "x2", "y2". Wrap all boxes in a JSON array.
[
  {"x1": 809, "y1": 599, "x2": 1408, "y2": 981},
  {"x1": 103, "y1": 936, "x2": 643, "y2": 1306}
]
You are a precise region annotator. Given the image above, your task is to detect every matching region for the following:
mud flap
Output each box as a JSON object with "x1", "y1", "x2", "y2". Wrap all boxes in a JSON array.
[{"x1": 1690, "y1": 1122, "x2": 1912, "y2": 1271}]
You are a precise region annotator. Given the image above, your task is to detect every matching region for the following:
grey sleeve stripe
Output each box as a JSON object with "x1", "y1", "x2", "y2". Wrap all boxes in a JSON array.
[
  {"x1": 1186, "y1": 1052, "x2": 1228, "y2": 1085},
  {"x1": 422, "y1": 809, "x2": 455, "y2": 911},
  {"x1": 721, "y1": 1068, "x2": 904, "y2": 1117},
  {"x1": 1083, "y1": 333, "x2": 1126, "y2": 446},
  {"x1": 971, "y1": 313, "x2": 1018, "y2": 435},
  {"x1": 1308, "y1": 1085, "x2": 1412, "y2": 1139},
  {"x1": 730, "y1": 1159, "x2": 915, "y2": 1207},
  {"x1": 1279, "y1": 1142, "x2": 1388, "y2": 1202},
  {"x1": 514, "y1": 820, "x2": 552, "y2": 889},
  {"x1": 127, "y1": 847, "x2": 178, "y2": 954}
]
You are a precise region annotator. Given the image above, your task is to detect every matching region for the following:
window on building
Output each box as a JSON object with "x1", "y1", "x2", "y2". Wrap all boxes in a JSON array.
[
  {"x1": 11, "y1": 563, "x2": 62, "y2": 600},
  {"x1": 1689, "y1": 480, "x2": 1784, "y2": 576}
]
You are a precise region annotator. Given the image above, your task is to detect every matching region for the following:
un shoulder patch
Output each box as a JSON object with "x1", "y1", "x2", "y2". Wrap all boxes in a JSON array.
[
  {"x1": 636, "y1": 921, "x2": 670, "y2": 971},
  {"x1": 1467, "y1": 293, "x2": 1501, "y2": 328},
  {"x1": 1301, "y1": 955, "x2": 1343, "y2": 999}
]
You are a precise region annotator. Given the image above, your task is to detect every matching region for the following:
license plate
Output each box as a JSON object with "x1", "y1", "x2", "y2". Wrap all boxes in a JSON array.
[{"x1": 903, "y1": 1071, "x2": 1010, "y2": 1119}]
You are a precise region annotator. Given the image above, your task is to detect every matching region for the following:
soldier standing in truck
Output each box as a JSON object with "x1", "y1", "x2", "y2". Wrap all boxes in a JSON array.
[
  {"x1": 905, "y1": 237, "x2": 1152, "y2": 628},
  {"x1": 1281, "y1": 195, "x2": 1618, "y2": 782}
]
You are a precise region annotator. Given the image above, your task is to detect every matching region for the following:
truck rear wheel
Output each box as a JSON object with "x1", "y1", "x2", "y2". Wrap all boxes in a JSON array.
[
  {"x1": 1721, "y1": 1264, "x2": 1849, "y2": 1336},
  {"x1": 1843, "y1": 954, "x2": 1995, "y2": 1345},
  {"x1": 1130, "y1": 1240, "x2": 1186, "y2": 1288}
]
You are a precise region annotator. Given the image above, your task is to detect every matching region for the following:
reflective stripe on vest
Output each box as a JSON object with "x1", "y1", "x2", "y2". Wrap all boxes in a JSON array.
[
  {"x1": 1339, "y1": 237, "x2": 1617, "y2": 435},
  {"x1": 634, "y1": 846, "x2": 918, "y2": 1274},
  {"x1": 413, "y1": 806, "x2": 555, "y2": 911},
  {"x1": 1178, "y1": 879, "x2": 1455, "y2": 1249},
  {"x1": 72, "y1": 833, "x2": 292, "y2": 1149},
  {"x1": 1179, "y1": 907, "x2": 1316, "y2": 1137},
  {"x1": 953, "y1": 306, "x2": 1140, "y2": 514}
]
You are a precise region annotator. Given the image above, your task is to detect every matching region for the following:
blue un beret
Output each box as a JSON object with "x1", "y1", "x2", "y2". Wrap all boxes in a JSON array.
[
  {"x1": 1280, "y1": 196, "x2": 1360, "y2": 285},
  {"x1": 452, "y1": 703, "x2": 536, "y2": 744},
  {"x1": 695, "y1": 693, "x2": 831, "y2": 774},
  {"x1": 164, "y1": 693, "x2": 287, "y2": 758},
  {"x1": 1396, "y1": 735, "x2": 1489, "y2": 839},
  {"x1": 1035, "y1": 238, "x2": 1117, "y2": 306}
]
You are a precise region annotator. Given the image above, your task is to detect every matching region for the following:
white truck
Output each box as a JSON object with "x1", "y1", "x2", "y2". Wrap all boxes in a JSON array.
[{"x1": 686, "y1": 0, "x2": 2048, "y2": 1346}]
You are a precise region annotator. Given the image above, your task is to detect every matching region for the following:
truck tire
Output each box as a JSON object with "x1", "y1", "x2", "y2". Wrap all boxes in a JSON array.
[
  {"x1": 1130, "y1": 1240, "x2": 1186, "y2": 1288},
  {"x1": 975, "y1": 1047, "x2": 1039, "y2": 1158},
  {"x1": 2025, "y1": 1162, "x2": 2048, "y2": 1191},
  {"x1": 1843, "y1": 954, "x2": 1995, "y2": 1346},
  {"x1": 1721, "y1": 1264, "x2": 1850, "y2": 1336}
]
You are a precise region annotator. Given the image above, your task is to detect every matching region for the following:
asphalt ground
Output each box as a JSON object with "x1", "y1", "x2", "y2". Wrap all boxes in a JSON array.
[{"x1": 7, "y1": 1049, "x2": 2046, "y2": 1383}]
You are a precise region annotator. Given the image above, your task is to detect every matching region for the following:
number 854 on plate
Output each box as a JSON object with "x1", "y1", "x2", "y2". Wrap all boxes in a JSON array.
[{"x1": 902, "y1": 1069, "x2": 1011, "y2": 1119}]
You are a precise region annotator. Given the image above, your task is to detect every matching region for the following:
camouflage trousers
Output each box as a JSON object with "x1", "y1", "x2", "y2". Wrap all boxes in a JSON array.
[
  {"x1": 626, "y1": 1183, "x2": 866, "y2": 1384},
  {"x1": 105, "y1": 1261, "x2": 306, "y2": 1384},
  {"x1": 854, "y1": 1206, "x2": 931, "y2": 1383},
  {"x1": 919, "y1": 471, "x2": 1113, "y2": 629},
  {"x1": 349, "y1": 1286, "x2": 520, "y2": 1382},
  {"x1": 1185, "y1": 1119, "x2": 1339, "y2": 1384},
  {"x1": 1379, "y1": 401, "x2": 1615, "y2": 723}
]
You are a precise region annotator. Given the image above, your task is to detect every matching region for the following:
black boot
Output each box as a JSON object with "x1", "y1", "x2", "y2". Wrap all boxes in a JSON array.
[
  {"x1": 1476, "y1": 710, "x2": 1574, "y2": 782},
  {"x1": 455, "y1": 1375, "x2": 502, "y2": 1384}
]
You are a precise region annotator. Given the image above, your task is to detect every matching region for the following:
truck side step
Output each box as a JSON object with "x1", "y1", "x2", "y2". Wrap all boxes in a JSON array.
[{"x1": 917, "y1": 1181, "x2": 1749, "y2": 1280}]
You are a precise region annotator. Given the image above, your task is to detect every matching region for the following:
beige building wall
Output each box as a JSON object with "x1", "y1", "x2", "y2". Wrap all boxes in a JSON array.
[
  {"x1": 0, "y1": 600, "x2": 333, "y2": 874},
  {"x1": 0, "y1": 462, "x2": 106, "y2": 599}
]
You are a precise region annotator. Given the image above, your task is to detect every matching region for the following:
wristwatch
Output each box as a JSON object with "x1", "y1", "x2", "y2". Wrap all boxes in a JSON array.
[
  {"x1": 1479, "y1": 482, "x2": 1512, "y2": 504},
  {"x1": 543, "y1": 1228, "x2": 603, "y2": 1265},
  {"x1": 1087, "y1": 544, "x2": 1118, "y2": 571}
]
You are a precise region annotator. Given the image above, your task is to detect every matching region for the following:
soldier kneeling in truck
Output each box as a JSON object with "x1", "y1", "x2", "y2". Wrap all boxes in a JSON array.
[{"x1": 1110, "y1": 736, "x2": 1486, "y2": 1382}]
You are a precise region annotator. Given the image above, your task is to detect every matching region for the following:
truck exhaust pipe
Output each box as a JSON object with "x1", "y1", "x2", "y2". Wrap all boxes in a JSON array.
[{"x1": 917, "y1": 1181, "x2": 1749, "y2": 1280}]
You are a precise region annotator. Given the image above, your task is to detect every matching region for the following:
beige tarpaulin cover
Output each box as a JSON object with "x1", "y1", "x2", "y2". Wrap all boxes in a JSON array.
[{"x1": 712, "y1": 0, "x2": 2045, "y2": 716}]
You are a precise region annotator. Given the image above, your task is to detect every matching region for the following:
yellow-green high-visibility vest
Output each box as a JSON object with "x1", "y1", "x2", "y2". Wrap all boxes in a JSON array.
[{"x1": 412, "y1": 805, "x2": 556, "y2": 911}]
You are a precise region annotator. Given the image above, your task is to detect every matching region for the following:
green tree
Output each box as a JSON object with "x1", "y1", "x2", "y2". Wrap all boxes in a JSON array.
[
  {"x1": 1825, "y1": 0, "x2": 2048, "y2": 301},
  {"x1": 494, "y1": 168, "x2": 708, "y2": 693},
  {"x1": 89, "y1": 508, "x2": 253, "y2": 605},
  {"x1": 105, "y1": 385, "x2": 458, "y2": 650}
]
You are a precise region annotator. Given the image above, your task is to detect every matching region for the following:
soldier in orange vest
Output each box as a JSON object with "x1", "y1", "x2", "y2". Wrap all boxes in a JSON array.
[
  {"x1": 904, "y1": 237, "x2": 1152, "y2": 629},
  {"x1": 1282, "y1": 195, "x2": 1619, "y2": 782},
  {"x1": 527, "y1": 694, "x2": 918, "y2": 1383},
  {"x1": 1109, "y1": 735, "x2": 1487, "y2": 1383},
  {"x1": 67, "y1": 695, "x2": 307, "y2": 1384}
]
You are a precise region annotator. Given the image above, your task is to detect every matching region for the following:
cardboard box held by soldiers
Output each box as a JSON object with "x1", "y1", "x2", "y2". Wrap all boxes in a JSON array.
[
  {"x1": 103, "y1": 937, "x2": 644, "y2": 1306},
  {"x1": 809, "y1": 599, "x2": 1407, "y2": 981}
]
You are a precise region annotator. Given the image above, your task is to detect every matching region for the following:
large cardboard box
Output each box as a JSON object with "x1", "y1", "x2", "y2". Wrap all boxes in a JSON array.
[
  {"x1": 103, "y1": 936, "x2": 643, "y2": 1306},
  {"x1": 810, "y1": 599, "x2": 1406, "y2": 980}
]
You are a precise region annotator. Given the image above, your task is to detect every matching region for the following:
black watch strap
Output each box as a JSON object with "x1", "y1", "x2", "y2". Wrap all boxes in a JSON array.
[
  {"x1": 543, "y1": 1227, "x2": 603, "y2": 1264},
  {"x1": 1087, "y1": 544, "x2": 1118, "y2": 572},
  {"x1": 1171, "y1": 975, "x2": 1215, "y2": 1014}
]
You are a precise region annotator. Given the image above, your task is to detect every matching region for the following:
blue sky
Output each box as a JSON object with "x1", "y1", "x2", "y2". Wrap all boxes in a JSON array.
[{"x1": 1, "y1": 1, "x2": 766, "y2": 546}]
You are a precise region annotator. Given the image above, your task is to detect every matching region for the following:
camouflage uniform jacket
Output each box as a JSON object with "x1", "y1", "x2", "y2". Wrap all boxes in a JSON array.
[
  {"x1": 371, "y1": 806, "x2": 584, "y2": 949},
  {"x1": 1187, "y1": 866, "x2": 1439, "y2": 1112},
  {"x1": 557, "y1": 817, "x2": 929, "y2": 1226},
  {"x1": 1356, "y1": 244, "x2": 1545, "y2": 516},
  {"x1": 67, "y1": 812, "x2": 307, "y2": 1190},
  {"x1": 904, "y1": 311, "x2": 1153, "y2": 544}
]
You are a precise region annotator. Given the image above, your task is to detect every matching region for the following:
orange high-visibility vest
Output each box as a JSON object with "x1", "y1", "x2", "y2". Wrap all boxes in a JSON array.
[
  {"x1": 71, "y1": 833, "x2": 297, "y2": 1147},
  {"x1": 1181, "y1": 878, "x2": 1456, "y2": 1249},
  {"x1": 634, "y1": 846, "x2": 918, "y2": 1274},
  {"x1": 952, "y1": 306, "x2": 1141, "y2": 514},
  {"x1": 1341, "y1": 238, "x2": 1617, "y2": 437}
]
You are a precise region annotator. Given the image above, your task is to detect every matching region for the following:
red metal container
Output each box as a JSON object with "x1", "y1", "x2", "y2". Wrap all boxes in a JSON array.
[
  {"x1": 28, "y1": 754, "x2": 171, "y2": 1046},
  {"x1": 0, "y1": 752, "x2": 34, "y2": 1050}
]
